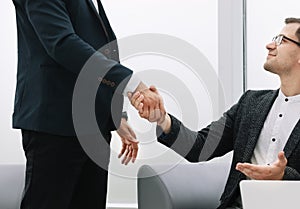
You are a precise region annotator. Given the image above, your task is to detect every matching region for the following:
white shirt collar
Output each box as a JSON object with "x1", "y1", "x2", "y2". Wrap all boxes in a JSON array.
[{"x1": 279, "y1": 89, "x2": 300, "y2": 103}]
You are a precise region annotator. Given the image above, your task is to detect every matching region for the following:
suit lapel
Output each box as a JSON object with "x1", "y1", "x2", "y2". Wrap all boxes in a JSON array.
[
  {"x1": 284, "y1": 120, "x2": 300, "y2": 158},
  {"x1": 242, "y1": 90, "x2": 279, "y2": 162},
  {"x1": 86, "y1": 0, "x2": 109, "y2": 40}
]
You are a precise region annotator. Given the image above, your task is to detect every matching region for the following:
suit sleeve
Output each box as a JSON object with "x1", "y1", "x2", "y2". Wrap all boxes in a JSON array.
[
  {"x1": 283, "y1": 166, "x2": 300, "y2": 180},
  {"x1": 157, "y1": 91, "x2": 252, "y2": 162},
  {"x1": 157, "y1": 105, "x2": 237, "y2": 162},
  {"x1": 25, "y1": 0, "x2": 132, "y2": 92}
]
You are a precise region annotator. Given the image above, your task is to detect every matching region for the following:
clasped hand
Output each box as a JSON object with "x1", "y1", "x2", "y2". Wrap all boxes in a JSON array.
[{"x1": 128, "y1": 85, "x2": 166, "y2": 123}]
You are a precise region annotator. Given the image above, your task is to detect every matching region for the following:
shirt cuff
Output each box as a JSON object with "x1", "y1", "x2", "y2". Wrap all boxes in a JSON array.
[{"x1": 123, "y1": 74, "x2": 141, "y2": 96}]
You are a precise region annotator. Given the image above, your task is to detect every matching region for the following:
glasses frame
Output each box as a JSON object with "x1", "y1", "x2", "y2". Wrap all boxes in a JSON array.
[{"x1": 272, "y1": 34, "x2": 300, "y2": 47}]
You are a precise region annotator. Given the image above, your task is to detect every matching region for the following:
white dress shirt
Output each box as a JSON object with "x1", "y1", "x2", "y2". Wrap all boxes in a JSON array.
[
  {"x1": 251, "y1": 90, "x2": 300, "y2": 165},
  {"x1": 92, "y1": 0, "x2": 99, "y2": 13}
]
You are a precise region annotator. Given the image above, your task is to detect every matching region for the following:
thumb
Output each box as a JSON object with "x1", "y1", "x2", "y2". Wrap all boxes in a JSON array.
[
  {"x1": 277, "y1": 151, "x2": 287, "y2": 165},
  {"x1": 149, "y1": 85, "x2": 158, "y2": 93}
]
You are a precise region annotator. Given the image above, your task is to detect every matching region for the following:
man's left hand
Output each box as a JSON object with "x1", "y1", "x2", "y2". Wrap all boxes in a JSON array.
[
  {"x1": 116, "y1": 118, "x2": 139, "y2": 165},
  {"x1": 236, "y1": 151, "x2": 287, "y2": 180}
]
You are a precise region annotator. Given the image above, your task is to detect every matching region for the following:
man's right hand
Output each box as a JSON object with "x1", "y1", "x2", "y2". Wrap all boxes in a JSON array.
[
  {"x1": 132, "y1": 83, "x2": 165, "y2": 121},
  {"x1": 128, "y1": 85, "x2": 171, "y2": 133},
  {"x1": 129, "y1": 85, "x2": 165, "y2": 122}
]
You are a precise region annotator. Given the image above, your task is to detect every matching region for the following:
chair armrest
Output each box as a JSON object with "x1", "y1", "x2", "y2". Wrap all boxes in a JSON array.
[{"x1": 138, "y1": 162, "x2": 230, "y2": 209}]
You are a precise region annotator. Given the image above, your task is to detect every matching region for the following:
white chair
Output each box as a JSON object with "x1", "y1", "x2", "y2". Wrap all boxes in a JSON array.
[
  {"x1": 0, "y1": 164, "x2": 25, "y2": 209},
  {"x1": 138, "y1": 160, "x2": 231, "y2": 209}
]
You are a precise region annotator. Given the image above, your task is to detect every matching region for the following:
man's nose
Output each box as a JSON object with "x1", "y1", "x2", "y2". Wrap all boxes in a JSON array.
[{"x1": 266, "y1": 41, "x2": 276, "y2": 50}]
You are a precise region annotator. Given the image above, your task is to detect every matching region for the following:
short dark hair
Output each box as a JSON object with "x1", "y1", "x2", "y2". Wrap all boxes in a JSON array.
[{"x1": 285, "y1": 17, "x2": 300, "y2": 42}]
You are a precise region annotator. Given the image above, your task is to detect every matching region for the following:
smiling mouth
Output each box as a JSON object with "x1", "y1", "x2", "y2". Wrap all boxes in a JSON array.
[{"x1": 267, "y1": 54, "x2": 276, "y2": 59}]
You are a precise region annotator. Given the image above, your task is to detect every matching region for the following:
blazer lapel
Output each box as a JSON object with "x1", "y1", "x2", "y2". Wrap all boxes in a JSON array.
[
  {"x1": 284, "y1": 120, "x2": 300, "y2": 158},
  {"x1": 86, "y1": 0, "x2": 109, "y2": 40},
  {"x1": 242, "y1": 90, "x2": 279, "y2": 162}
]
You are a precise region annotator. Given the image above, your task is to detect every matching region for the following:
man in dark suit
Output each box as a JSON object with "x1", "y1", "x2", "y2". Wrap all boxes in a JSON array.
[
  {"x1": 12, "y1": 0, "x2": 160, "y2": 208},
  {"x1": 129, "y1": 17, "x2": 300, "y2": 208}
]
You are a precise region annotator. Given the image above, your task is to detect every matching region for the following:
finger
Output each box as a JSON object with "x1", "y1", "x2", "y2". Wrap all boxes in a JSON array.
[
  {"x1": 129, "y1": 91, "x2": 141, "y2": 106},
  {"x1": 236, "y1": 163, "x2": 268, "y2": 180},
  {"x1": 236, "y1": 163, "x2": 255, "y2": 172},
  {"x1": 124, "y1": 154, "x2": 132, "y2": 165},
  {"x1": 124, "y1": 147, "x2": 133, "y2": 165},
  {"x1": 131, "y1": 146, "x2": 138, "y2": 163},
  {"x1": 134, "y1": 95, "x2": 144, "y2": 110},
  {"x1": 236, "y1": 164, "x2": 258, "y2": 179},
  {"x1": 140, "y1": 103, "x2": 150, "y2": 119},
  {"x1": 121, "y1": 145, "x2": 130, "y2": 163},
  {"x1": 118, "y1": 142, "x2": 127, "y2": 158},
  {"x1": 137, "y1": 102, "x2": 144, "y2": 113}
]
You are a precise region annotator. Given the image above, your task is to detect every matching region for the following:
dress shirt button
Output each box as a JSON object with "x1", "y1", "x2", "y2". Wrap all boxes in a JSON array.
[
  {"x1": 272, "y1": 138, "x2": 276, "y2": 142},
  {"x1": 279, "y1": 114, "x2": 283, "y2": 117},
  {"x1": 285, "y1": 98, "x2": 288, "y2": 102}
]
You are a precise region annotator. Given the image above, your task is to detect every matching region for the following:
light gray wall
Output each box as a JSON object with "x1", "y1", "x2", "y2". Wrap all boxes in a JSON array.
[{"x1": 246, "y1": 0, "x2": 299, "y2": 90}]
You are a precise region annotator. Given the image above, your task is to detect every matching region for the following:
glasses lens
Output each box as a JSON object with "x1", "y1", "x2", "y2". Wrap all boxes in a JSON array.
[{"x1": 274, "y1": 35, "x2": 283, "y2": 46}]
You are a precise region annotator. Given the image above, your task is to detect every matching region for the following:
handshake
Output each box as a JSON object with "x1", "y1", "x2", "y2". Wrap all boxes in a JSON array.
[
  {"x1": 128, "y1": 85, "x2": 166, "y2": 124},
  {"x1": 116, "y1": 83, "x2": 171, "y2": 165}
]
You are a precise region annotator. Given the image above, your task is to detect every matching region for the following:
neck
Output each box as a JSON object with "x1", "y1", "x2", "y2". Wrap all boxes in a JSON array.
[{"x1": 280, "y1": 74, "x2": 300, "y2": 96}]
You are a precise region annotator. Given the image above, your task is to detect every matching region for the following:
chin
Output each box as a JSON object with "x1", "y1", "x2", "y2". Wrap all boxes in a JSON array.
[
  {"x1": 263, "y1": 63, "x2": 274, "y2": 73},
  {"x1": 263, "y1": 63, "x2": 270, "y2": 71}
]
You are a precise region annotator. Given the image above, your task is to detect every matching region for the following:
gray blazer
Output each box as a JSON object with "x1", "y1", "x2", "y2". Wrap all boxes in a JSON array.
[{"x1": 158, "y1": 90, "x2": 300, "y2": 209}]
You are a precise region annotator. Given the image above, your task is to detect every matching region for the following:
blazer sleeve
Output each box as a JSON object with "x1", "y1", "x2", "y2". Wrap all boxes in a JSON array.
[
  {"x1": 24, "y1": 0, "x2": 132, "y2": 91},
  {"x1": 157, "y1": 91, "x2": 252, "y2": 162},
  {"x1": 284, "y1": 166, "x2": 300, "y2": 180},
  {"x1": 157, "y1": 105, "x2": 237, "y2": 162}
]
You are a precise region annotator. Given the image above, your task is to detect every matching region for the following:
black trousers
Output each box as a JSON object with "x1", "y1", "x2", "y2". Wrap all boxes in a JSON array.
[{"x1": 21, "y1": 130, "x2": 110, "y2": 209}]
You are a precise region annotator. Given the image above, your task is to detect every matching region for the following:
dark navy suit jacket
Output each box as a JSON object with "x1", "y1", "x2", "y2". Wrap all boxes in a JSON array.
[{"x1": 12, "y1": 0, "x2": 132, "y2": 136}]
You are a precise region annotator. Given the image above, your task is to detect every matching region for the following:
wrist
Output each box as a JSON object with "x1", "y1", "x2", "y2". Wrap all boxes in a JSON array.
[{"x1": 157, "y1": 114, "x2": 171, "y2": 134}]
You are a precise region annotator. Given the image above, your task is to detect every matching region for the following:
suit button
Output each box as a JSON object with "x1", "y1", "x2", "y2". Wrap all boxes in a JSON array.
[
  {"x1": 102, "y1": 79, "x2": 108, "y2": 84},
  {"x1": 111, "y1": 82, "x2": 115, "y2": 87},
  {"x1": 98, "y1": 76, "x2": 103, "y2": 82}
]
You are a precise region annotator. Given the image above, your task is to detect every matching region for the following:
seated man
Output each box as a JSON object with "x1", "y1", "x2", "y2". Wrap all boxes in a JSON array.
[{"x1": 128, "y1": 17, "x2": 300, "y2": 209}]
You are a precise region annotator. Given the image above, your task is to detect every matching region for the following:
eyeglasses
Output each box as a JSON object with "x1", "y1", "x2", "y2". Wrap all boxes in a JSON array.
[{"x1": 272, "y1": 34, "x2": 300, "y2": 47}]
